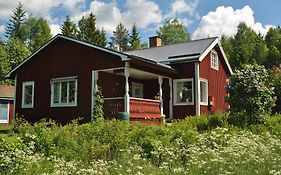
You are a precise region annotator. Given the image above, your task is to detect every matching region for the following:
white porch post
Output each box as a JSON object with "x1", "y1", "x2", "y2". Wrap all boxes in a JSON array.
[
  {"x1": 124, "y1": 62, "x2": 130, "y2": 113},
  {"x1": 91, "y1": 70, "x2": 99, "y2": 119},
  {"x1": 194, "y1": 62, "x2": 200, "y2": 116},
  {"x1": 158, "y1": 76, "x2": 163, "y2": 116},
  {"x1": 169, "y1": 78, "x2": 173, "y2": 119}
]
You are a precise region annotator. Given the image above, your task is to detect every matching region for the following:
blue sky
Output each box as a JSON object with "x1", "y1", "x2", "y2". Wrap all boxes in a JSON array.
[{"x1": 0, "y1": 0, "x2": 280, "y2": 43}]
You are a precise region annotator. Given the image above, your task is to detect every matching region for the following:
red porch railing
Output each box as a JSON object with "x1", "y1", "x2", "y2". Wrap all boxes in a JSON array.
[{"x1": 103, "y1": 97, "x2": 161, "y2": 124}]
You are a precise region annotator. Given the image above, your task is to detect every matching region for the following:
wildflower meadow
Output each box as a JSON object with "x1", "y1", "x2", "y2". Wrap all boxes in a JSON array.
[{"x1": 1, "y1": 113, "x2": 281, "y2": 175}]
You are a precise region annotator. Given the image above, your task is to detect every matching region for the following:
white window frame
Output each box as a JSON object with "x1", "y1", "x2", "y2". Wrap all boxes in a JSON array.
[
  {"x1": 22, "y1": 81, "x2": 35, "y2": 108},
  {"x1": 132, "y1": 82, "x2": 144, "y2": 98},
  {"x1": 200, "y1": 78, "x2": 208, "y2": 106},
  {"x1": 0, "y1": 100, "x2": 9, "y2": 123},
  {"x1": 173, "y1": 78, "x2": 194, "y2": 106},
  {"x1": 211, "y1": 50, "x2": 219, "y2": 70},
  {"x1": 50, "y1": 76, "x2": 78, "y2": 107}
]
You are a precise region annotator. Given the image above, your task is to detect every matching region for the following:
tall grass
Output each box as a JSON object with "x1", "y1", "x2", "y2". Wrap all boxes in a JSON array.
[{"x1": 0, "y1": 113, "x2": 281, "y2": 174}]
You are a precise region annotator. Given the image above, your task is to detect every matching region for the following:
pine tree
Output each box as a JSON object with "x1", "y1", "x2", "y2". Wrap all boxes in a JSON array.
[
  {"x1": 61, "y1": 16, "x2": 78, "y2": 38},
  {"x1": 157, "y1": 19, "x2": 190, "y2": 45},
  {"x1": 129, "y1": 23, "x2": 141, "y2": 50},
  {"x1": 110, "y1": 23, "x2": 129, "y2": 51},
  {"x1": 77, "y1": 13, "x2": 107, "y2": 47},
  {"x1": 5, "y1": 2, "x2": 26, "y2": 41}
]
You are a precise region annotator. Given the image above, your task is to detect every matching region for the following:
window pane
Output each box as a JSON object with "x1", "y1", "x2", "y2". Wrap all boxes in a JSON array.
[
  {"x1": 176, "y1": 81, "x2": 192, "y2": 103},
  {"x1": 0, "y1": 101, "x2": 8, "y2": 120},
  {"x1": 24, "y1": 85, "x2": 33, "y2": 105},
  {"x1": 53, "y1": 82, "x2": 60, "y2": 103},
  {"x1": 61, "y1": 82, "x2": 68, "y2": 103},
  {"x1": 68, "y1": 81, "x2": 76, "y2": 103},
  {"x1": 200, "y1": 81, "x2": 207, "y2": 103}
]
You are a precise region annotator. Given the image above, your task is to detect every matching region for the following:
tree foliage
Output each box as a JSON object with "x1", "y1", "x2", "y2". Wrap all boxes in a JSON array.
[
  {"x1": 77, "y1": 13, "x2": 107, "y2": 47},
  {"x1": 269, "y1": 67, "x2": 281, "y2": 114},
  {"x1": 110, "y1": 23, "x2": 129, "y2": 51},
  {"x1": 6, "y1": 38, "x2": 31, "y2": 71},
  {"x1": 23, "y1": 15, "x2": 52, "y2": 52},
  {"x1": 157, "y1": 19, "x2": 190, "y2": 45},
  {"x1": 129, "y1": 23, "x2": 142, "y2": 50},
  {"x1": 61, "y1": 16, "x2": 78, "y2": 38},
  {"x1": 93, "y1": 87, "x2": 104, "y2": 120},
  {"x1": 5, "y1": 2, "x2": 26, "y2": 42},
  {"x1": 227, "y1": 64, "x2": 274, "y2": 126},
  {"x1": 0, "y1": 42, "x2": 8, "y2": 82}
]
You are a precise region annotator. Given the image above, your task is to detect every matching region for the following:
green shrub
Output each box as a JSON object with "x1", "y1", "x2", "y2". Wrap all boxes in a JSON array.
[
  {"x1": 227, "y1": 64, "x2": 275, "y2": 126},
  {"x1": 269, "y1": 67, "x2": 281, "y2": 113}
]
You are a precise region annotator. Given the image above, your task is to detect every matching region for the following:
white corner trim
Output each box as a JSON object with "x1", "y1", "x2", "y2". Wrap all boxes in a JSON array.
[
  {"x1": 218, "y1": 43, "x2": 233, "y2": 74},
  {"x1": 21, "y1": 81, "x2": 35, "y2": 108},
  {"x1": 199, "y1": 37, "x2": 219, "y2": 62},
  {"x1": 194, "y1": 63, "x2": 200, "y2": 115}
]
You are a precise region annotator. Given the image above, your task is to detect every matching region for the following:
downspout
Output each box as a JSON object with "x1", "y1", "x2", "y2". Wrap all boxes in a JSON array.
[{"x1": 194, "y1": 62, "x2": 200, "y2": 116}]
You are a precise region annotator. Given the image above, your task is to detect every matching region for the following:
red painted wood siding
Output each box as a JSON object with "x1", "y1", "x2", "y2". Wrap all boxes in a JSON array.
[
  {"x1": 15, "y1": 38, "x2": 124, "y2": 124},
  {"x1": 199, "y1": 46, "x2": 229, "y2": 114},
  {"x1": 171, "y1": 62, "x2": 196, "y2": 119}
]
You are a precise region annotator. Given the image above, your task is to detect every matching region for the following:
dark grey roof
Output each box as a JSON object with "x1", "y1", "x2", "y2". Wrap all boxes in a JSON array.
[{"x1": 125, "y1": 37, "x2": 217, "y2": 63}]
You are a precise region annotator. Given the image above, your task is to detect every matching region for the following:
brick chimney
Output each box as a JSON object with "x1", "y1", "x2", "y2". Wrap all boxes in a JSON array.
[{"x1": 149, "y1": 36, "x2": 162, "y2": 47}]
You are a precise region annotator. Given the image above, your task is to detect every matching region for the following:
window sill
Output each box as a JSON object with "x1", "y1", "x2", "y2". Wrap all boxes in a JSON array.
[
  {"x1": 0, "y1": 120, "x2": 8, "y2": 124},
  {"x1": 200, "y1": 102, "x2": 208, "y2": 106},
  {"x1": 173, "y1": 102, "x2": 194, "y2": 106},
  {"x1": 211, "y1": 67, "x2": 219, "y2": 71},
  {"x1": 22, "y1": 105, "x2": 33, "y2": 108},
  {"x1": 51, "y1": 103, "x2": 77, "y2": 107}
]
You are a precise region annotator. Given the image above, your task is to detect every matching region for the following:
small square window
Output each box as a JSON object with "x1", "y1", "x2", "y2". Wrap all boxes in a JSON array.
[
  {"x1": 211, "y1": 50, "x2": 219, "y2": 70},
  {"x1": 22, "y1": 81, "x2": 34, "y2": 108},
  {"x1": 173, "y1": 79, "x2": 194, "y2": 105}
]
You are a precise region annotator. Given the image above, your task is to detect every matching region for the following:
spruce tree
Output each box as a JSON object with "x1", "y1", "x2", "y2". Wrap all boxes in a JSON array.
[
  {"x1": 77, "y1": 13, "x2": 107, "y2": 47},
  {"x1": 61, "y1": 16, "x2": 78, "y2": 38},
  {"x1": 129, "y1": 23, "x2": 141, "y2": 50},
  {"x1": 5, "y1": 2, "x2": 26, "y2": 41},
  {"x1": 110, "y1": 23, "x2": 129, "y2": 51}
]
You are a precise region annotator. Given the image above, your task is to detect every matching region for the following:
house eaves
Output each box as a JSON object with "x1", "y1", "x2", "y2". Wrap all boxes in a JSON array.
[{"x1": 6, "y1": 34, "x2": 130, "y2": 78}]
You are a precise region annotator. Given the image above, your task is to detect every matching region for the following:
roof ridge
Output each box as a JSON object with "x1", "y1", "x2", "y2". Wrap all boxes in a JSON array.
[{"x1": 126, "y1": 37, "x2": 218, "y2": 53}]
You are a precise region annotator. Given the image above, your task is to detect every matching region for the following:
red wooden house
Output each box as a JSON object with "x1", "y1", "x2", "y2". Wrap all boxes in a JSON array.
[
  {"x1": 6, "y1": 35, "x2": 232, "y2": 124},
  {"x1": 0, "y1": 85, "x2": 14, "y2": 126}
]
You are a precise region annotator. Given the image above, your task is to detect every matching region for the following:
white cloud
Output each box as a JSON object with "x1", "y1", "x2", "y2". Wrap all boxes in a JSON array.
[
  {"x1": 0, "y1": 25, "x2": 5, "y2": 34},
  {"x1": 50, "y1": 24, "x2": 61, "y2": 36},
  {"x1": 0, "y1": 0, "x2": 85, "y2": 19},
  {"x1": 192, "y1": 5, "x2": 273, "y2": 39},
  {"x1": 74, "y1": 0, "x2": 162, "y2": 33},
  {"x1": 170, "y1": 0, "x2": 199, "y2": 18}
]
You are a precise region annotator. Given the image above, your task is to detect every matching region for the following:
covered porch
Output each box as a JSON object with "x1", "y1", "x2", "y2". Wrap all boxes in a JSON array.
[{"x1": 92, "y1": 62, "x2": 174, "y2": 124}]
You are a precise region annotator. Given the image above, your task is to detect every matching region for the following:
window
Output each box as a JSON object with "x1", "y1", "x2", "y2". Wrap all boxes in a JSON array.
[
  {"x1": 211, "y1": 50, "x2": 219, "y2": 70},
  {"x1": 200, "y1": 79, "x2": 208, "y2": 105},
  {"x1": 173, "y1": 79, "x2": 194, "y2": 105},
  {"x1": 0, "y1": 100, "x2": 9, "y2": 123},
  {"x1": 51, "y1": 77, "x2": 77, "y2": 107},
  {"x1": 132, "y1": 82, "x2": 143, "y2": 98},
  {"x1": 22, "y1": 81, "x2": 34, "y2": 108}
]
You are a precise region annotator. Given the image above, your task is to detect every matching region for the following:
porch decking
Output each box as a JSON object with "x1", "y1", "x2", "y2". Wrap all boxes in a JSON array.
[{"x1": 103, "y1": 97, "x2": 161, "y2": 124}]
